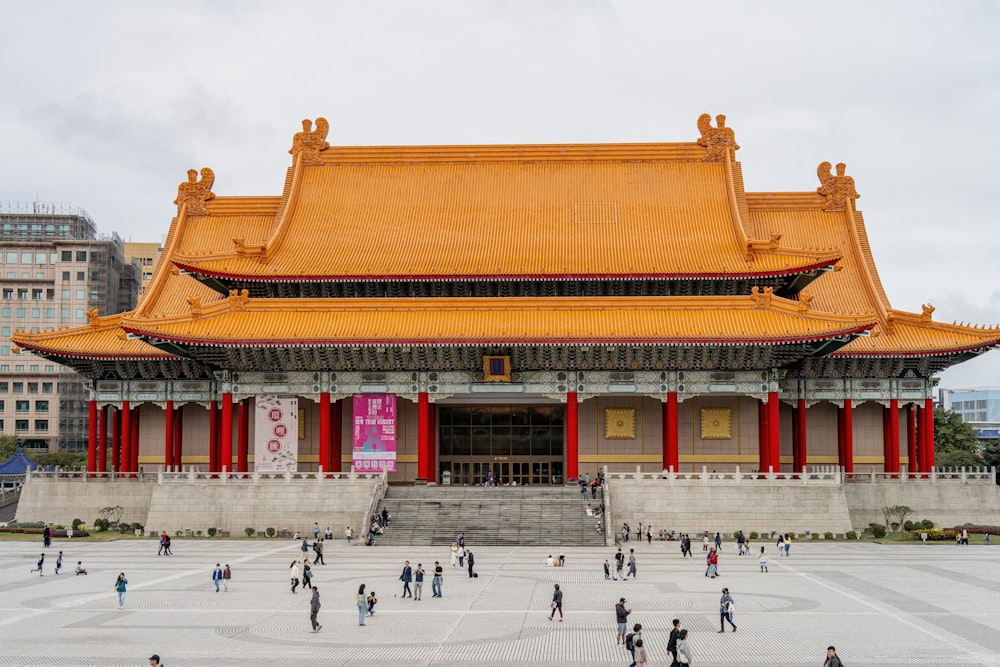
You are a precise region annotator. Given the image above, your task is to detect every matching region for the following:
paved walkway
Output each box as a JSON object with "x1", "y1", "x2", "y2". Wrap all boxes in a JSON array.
[{"x1": 0, "y1": 536, "x2": 998, "y2": 665}]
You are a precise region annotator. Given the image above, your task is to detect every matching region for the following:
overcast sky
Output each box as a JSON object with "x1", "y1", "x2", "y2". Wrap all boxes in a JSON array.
[{"x1": 2, "y1": 1, "x2": 998, "y2": 389}]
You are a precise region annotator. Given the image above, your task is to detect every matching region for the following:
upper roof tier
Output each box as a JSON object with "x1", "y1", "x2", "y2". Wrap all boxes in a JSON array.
[{"x1": 171, "y1": 117, "x2": 841, "y2": 283}]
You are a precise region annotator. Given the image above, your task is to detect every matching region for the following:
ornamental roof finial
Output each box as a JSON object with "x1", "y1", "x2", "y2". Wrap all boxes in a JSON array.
[
  {"x1": 289, "y1": 117, "x2": 330, "y2": 165},
  {"x1": 817, "y1": 162, "x2": 860, "y2": 212},
  {"x1": 173, "y1": 168, "x2": 215, "y2": 216},
  {"x1": 697, "y1": 113, "x2": 740, "y2": 161}
]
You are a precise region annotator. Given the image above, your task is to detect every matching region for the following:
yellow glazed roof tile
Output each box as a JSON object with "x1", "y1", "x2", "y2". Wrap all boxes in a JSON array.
[
  {"x1": 120, "y1": 295, "x2": 875, "y2": 346},
  {"x1": 10, "y1": 314, "x2": 175, "y2": 359},
  {"x1": 173, "y1": 146, "x2": 839, "y2": 280}
]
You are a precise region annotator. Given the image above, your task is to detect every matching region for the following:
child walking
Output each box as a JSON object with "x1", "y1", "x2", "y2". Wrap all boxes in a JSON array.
[{"x1": 759, "y1": 546, "x2": 768, "y2": 573}]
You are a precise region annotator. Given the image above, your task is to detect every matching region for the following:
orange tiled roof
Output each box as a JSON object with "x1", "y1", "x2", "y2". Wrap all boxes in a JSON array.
[
  {"x1": 119, "y1": 294, "x2": 875, "y2": 346},
  {"x1": 11, "y1": 314, "x2": 175, "y2": 360},
  {"x1": 745, "y1": 192, "x2": 1000, "y2": 356},
  {"x1": 171, "y1": 144, "x2": 840, "y2": 281}
]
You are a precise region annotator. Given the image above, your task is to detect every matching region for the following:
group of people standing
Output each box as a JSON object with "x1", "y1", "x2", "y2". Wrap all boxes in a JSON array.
[{"x1": 448, "y1": 533, "x2": 476, "y2": 577}]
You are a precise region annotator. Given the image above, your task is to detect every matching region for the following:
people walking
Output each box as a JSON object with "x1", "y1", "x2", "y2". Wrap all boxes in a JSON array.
[
  {"x1": 627, "y1": 549, "x2": 637, "y2": 578},
  {"x1": 30, "y1": 553, "x2": 44, "y2": 576},
  {"x1": 676, "y1": 628, "x2": 693, "y2": 664},
  {"x1": 212, "y1": 563, "x2": 223, "y2": 592},
  {"x1": 309, "y1": 586, "x2": 322, "y2": 632},
  {"x1": 705, "y1": 547, "x2": 719, "y2": 578},
  {"x1": 759, "y1": 546, "x2": 768, "y2": 573},
  {"x1": 290, "y1": 560, "x2": 302, "y2": 593},
  {"x1": 43, "y1": 524, "x2": 51, "y2": 548},
  {"x1": 55, "y1": 551, "x2": 63, "y2": 574},
  {"x1": 222, "y1": 563, "x2": 231, "y2": 591},
  {"x1": 615, "y1": 598, "x2": 632, "y2": 644},
  {"x1": 777, "y1": 533, "x2": 784, "y2": 556},
  {"x1": 604, "y1": 559, "x2": 611, "y2": 579},
  {"x1": 313, "y1": 539, "x2": 325, "y2": 565},
  {"x1": 626, "y1": 623, "x2": 642, "y2": 667},
  {"x1": 432, "y1": 561, "x2": 443, "y2": 597},
  {"x1": 400, "y1": 560, "x2": 413, "y2": 597},
  {"x1": 355, "y1": 584, "x2": 367, "y2": 625},
  {"x1": 414, "y1": 563, "x2": 425, "y2": 600},
  {"x1": 824, "y1": 646, "x2": 843, "y2": 667},
  {"x1": 719, "y1": 587, "x2": 737, "y2": 632},
  {"x1": 115, "y1": 572, "x2": 128, "y2": 609},
  {"x1": 158, "y1": 531, "x2": 168, "y2": 555},
  {"x1": 301, "y1": 559, "x2": 313, "y2": 590},
  {"x1": 345, "y1": 526, "x2": 353, "y2": 543},
  {"x1": 784, "y1": 533, "x2": 792, "y2": 557},
  {"x1": 548, "y1": 583, "x2": 563, "y2": 621},
  {"x1": 614, "y1": 548, "x2": 625, "y2": 579},
  {"x1": 667, "y1": 618, "x2": 682, "y2": 666},
  {"x1": 467, "y1": 549, "x2": 475, "y2": 577}
]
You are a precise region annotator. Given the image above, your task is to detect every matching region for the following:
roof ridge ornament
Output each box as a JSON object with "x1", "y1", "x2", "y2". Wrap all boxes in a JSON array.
[
  {"x1": 86, "y1": 308, "x2": 100, "y2": 327},
  {"x1": 797, "y1": 290, "x2": 815, "y2": 313},
  {"x1": 697, "y1": 113, "x2": 740, "y2": 162},
  {"x1": 174, "y1": 168, "x2": 215, "y2": 216},
  {"x1": 186, "y1": 295, "x2": 202, "y2": 318},
  {"x1": 816, "y1": 162, "x2": 860, "y2": 211},
  {"x1": 289, "y1": 117, "x2": 330, "y2": 165},
  {"x1": 921, "y1": 303, "x2": 935, "y2": 323},
  {"x1": 750, "y1": 286, "x2": 773, "y2": 308},
  {"x1": 228, "y1": 289, "x2": 250, "y2": 312}
]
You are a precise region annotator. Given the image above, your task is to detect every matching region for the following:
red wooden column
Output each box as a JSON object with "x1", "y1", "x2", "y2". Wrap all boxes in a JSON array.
[
  {"x1": 319, "y1": 393, "x2": 331, "y2": 474},
  {"x1": 208, "y1": 401, "x2": 219, "y2": 472},
  {"x1": 663, "y1": 392, "x2": 679, "y2": 472},
  {"x1": 417, "y1": 392, "x2": 430, "y2": 480},
  {"x1": 130, "y1": 406, "x2": 140, "y2": 474},
  {"x1": 923, "y1": 398, "x2": 936, "y2": 472},
  {"x1": 883, "y1": 399, "x2": 900, "y2": 474},
  {"x1": 173, "y1": 406, "x2": 184, "y2": 470},
  {"x1": 220, "y1": 393, "x2": 234, "y2": 473},
  {"x1": 87, "y1": 400, "x2": 98, "y2": 476},
  {"x1": 566, "y1": 392, "x2": 579, "y2": 481},
  {"x1": 330, "y1": 399, "x2": 342, "y2": 473},
  {"x1": 758, "y1": 400, "x2": 769, "y2": 472},
  {"x1": 164, "y1": 400, "x2": 175, "y2": 471},
  {"x1": 767, "y1": 392, "x2": 780, "y2": 472},
  {"x1": 792, "y1": 399, "x2": 807, "y2": 473},
  {"x1": 839, "y1": 399, "x2": 854, "y2": 473},
  {"x1": 120, "y1": 401, "x2": 131, "y2": 475},
  {"x1": 111, "y1": 407, "x2": 121, "y2": 472},
  {"x1": 97, "y1": 405, "x2": 108, "y2": 475},
  {"x1": 429, "y1": 402, "x2": 438, "y2": 483},
  {"x1": 906, "y1": 404, "x2": 918, "y2": 475},
  {"x1": 237, "y1": 399, "x2": 249, "y2": 473}
]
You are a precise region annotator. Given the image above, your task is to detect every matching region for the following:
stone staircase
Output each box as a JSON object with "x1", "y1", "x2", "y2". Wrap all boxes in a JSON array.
[{"x1": 374, "y1": 485, "x2": 606, "y2": 546}]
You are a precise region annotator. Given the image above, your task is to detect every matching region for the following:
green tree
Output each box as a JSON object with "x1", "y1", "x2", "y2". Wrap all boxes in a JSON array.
[
  {"x1": 33, "y1": 451, "x2": 86, "y2": 469},
  {"x1": 934, "y1": 408, "x2": 982, "y2": 469},
  {"x1": 0, "y1": 434, "x2": 19, "y2": 461},
  {"x1": 980, "y1": 440, "x2": 1000, "y2": 483}
]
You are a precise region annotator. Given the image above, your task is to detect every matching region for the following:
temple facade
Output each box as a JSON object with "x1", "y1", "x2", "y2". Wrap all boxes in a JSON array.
[{"x1": 11, "y1": 114, "x2": 999, "y2": 484}]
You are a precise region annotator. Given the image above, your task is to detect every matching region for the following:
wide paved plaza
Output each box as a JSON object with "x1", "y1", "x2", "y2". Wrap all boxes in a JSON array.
[{"x1": 0, "y1": 535, "x2": 998, "y2": 665}]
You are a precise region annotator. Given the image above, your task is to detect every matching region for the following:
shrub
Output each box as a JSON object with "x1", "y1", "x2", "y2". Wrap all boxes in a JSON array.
[
  {"x1": 265, "y1": 527, "x2": 276, "y2": 538},
  {"x1": 748, "y1": 531, "x2": 758, "y2": 540},
  {"x1": 245, "y1": 527, "x2": 255, "y2": 538},
  {"x1": 921, "y1": 519, "x2": 935, "y2": 530},
  {"x1": 207, "y1": 527, "x2": 217, "y2": 538},
  {"x1": 846, "y1": 531, "x2": 857, "y2": 540},
  {"x1": 92, "y1": 518, "x2": 108, "y2": 532},
  {"x1": 921, "y1": 529, "x2": 958, "y2": 541},
  {"x1": 824, "y1": 532, "x2": 834, "y2": 540},
  {"x1": 71, "y1": 518, "x2": 84, "y2": 531},
  {"x1": 871, "y1": 524, "x2": 887, "y2": 539},
  {"x1": 903, "y1": 520, "x2": 914, "y2": 531},
  {"x1": 788, "y1": 532, "x2": 796, "y2": 540},
  {"x1": 176, "y1": 530, "x2": 183, "y2": 537},
  {"x1": 195, "y1": 530, "x2": 203, "y2": 537}
]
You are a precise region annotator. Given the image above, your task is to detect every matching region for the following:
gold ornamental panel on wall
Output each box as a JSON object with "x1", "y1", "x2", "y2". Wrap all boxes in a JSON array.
[
  {"x1": 700, "y1": 407, "x2": 732, "y2": 440},
  {"x1": 604, "y1": 408, "x2": 636, "y2": 440}
]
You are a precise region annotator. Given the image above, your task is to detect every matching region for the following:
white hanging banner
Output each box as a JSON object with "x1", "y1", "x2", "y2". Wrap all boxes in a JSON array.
[{"x1": 254, "y1": 394, "x2": 299, "y2": 472}]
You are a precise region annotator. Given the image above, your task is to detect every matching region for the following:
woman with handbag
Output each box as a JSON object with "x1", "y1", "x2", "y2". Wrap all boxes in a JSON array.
[
  {"x1": 676, "y1": 628, "x2": 693, "y2": 664},
  {"x1": 548, "y1": 583, "x2": 563, "y2": 621}
]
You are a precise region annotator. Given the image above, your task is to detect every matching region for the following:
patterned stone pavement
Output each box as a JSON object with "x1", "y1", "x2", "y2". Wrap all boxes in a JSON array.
[{"x1": 0, "y1": 535, "x2": 998, "y2": 665}]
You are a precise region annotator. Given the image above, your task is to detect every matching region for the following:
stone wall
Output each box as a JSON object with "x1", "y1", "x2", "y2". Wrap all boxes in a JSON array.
[
  {"x1": 16, "y1": 477, "x2": 155, "y2": 528},
  {"x1": 608, "y1": 479, "x2": 854, "y2": 535},
  {"x1": 15, "y1": 476, "x2": 382, "y2": 537},
  {"x1": 843, "y1": 482, "x2": 1000, "y2": 529}
]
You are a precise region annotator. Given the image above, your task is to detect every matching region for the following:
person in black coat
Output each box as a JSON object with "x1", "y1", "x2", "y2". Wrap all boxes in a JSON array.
[
  {"x1": 467, "y1": 549, "x2": 475, "y2": 577},
  {"x1": 667, "y1": 618, "x2": 682, "y2": 666}
]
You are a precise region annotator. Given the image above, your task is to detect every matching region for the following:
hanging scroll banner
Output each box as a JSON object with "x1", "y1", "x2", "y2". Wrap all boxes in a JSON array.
[
  {"x1": 352, "y1": 394, "x2": 397, "y2": 472},
  {"x1": 254, "y1": 394, "x2": 299, "y2": 472}
]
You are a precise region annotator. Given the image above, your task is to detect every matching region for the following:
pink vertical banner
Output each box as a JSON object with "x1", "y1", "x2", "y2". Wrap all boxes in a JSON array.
[{"x1": 352, "y1": 394, "x2": 397, "y2": 472}]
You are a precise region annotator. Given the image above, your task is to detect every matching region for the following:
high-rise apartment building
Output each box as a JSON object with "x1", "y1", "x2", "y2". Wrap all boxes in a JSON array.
[
  {"x1": 124, "y1": 241, "x2": 162, "y2": 295},
  {"x1": 0, "y1": 202, "x2": 139, "y2": 452}
]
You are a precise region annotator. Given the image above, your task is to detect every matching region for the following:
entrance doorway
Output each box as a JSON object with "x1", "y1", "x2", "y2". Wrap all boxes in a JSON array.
[{"x1": 438, "y1": 405, "x2": 564, "y2": 485}]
